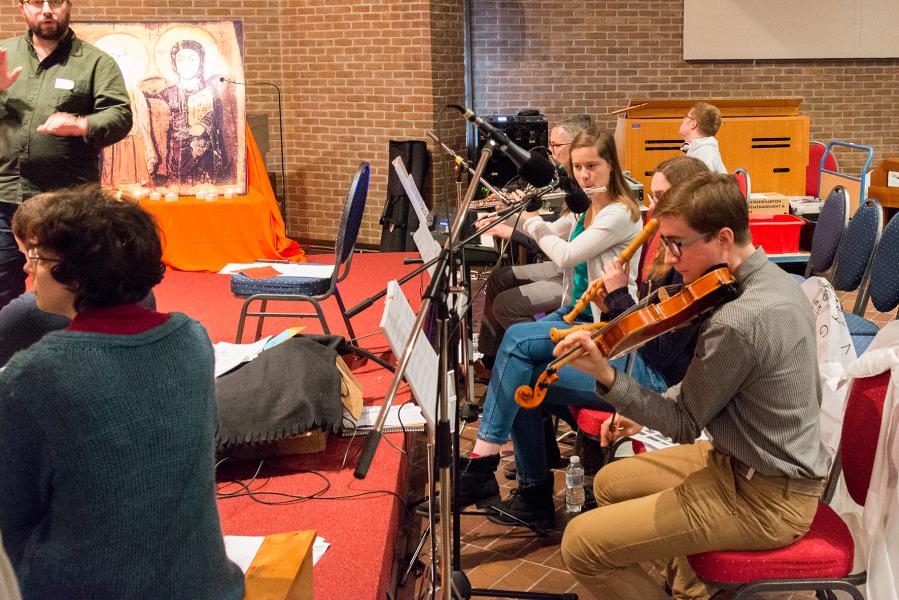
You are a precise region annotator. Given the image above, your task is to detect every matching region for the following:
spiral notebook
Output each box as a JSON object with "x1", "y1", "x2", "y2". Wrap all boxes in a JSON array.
[{"x1": 341, "y1": 404, "x2": 427, "y2": 436}]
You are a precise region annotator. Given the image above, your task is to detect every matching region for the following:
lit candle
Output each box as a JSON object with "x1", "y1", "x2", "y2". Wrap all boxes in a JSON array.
[
  {"x1": 149, "y1": 191, "x2": 162, "y2": 201},
  {"x1": 205, "y1": 193, "x2": 218, "y2": 202},
  {"x1": 224, "y1": 188, "x2": 235, "y2": 199},
  {"x1": 165, "y1": 193, "x2": 178, "y2": 202}
]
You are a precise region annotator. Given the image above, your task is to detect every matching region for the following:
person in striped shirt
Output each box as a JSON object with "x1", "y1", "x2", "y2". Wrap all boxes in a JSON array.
[{"x1": 556, "y1": 172, "x2": 829, "y2": 600}]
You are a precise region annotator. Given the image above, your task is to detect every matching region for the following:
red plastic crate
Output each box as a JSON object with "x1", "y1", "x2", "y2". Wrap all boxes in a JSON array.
[{"x1": 749, "y1": 214, "x2": 805, "y2": 254}]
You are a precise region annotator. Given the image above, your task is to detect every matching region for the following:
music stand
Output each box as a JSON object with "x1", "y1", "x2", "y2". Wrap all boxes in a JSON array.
[{"x1": 355, "y1": 139, "x2": 576, "y2": 600}]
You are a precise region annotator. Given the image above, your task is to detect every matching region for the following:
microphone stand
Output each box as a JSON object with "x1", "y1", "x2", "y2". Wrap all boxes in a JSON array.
[
  {"x1": 354, "y1": 141, "x2": 575, "y2": 600},
  {"x1": 354, "y1": 142, "x2": 494, "y2": 600},
  {"x1": 221, "y1": 77, "x2": 288, "y2": 222}
]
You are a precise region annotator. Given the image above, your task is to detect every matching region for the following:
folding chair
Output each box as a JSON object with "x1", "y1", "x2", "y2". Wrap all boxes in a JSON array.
[
  {"x1": 686, "y1": 370, "x2": 892, "y2": 599},
  {"x1": 232, "y1": 162, "x2": 370, "y2": 343}
]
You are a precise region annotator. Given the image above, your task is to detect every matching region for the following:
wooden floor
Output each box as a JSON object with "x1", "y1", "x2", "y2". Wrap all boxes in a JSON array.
[{"x1": 393, "y1": 277, "x2": 885, "y2": 600}]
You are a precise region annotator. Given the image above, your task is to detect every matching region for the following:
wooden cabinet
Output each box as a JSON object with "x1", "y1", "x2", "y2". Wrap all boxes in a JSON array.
[
  {"x1": 614, "y1": 98, "x2": 810, "y2": 200},
  {"x1": 868, "y1": 158, "x2": 899, "y2": 209}
]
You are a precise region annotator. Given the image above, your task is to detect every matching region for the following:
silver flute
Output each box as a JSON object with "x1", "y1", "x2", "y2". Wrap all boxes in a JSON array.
[{"x1": 540, "y1": 185, "x2": 607, "y2": 201}]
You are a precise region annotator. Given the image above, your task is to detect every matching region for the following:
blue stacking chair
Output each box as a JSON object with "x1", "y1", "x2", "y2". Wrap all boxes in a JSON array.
[
  {"x1": 843, "y1": 211, "x2": 899, "y2": 355},
  {"x1": 232, "y1": 162, "x2": 370, "y2": 343},
  {"x1": 804, "y1": 185, "x2": 851, "y2": 279},
  {"x1": 832, "y1": 199, "x2": 883, "y2": 309}
]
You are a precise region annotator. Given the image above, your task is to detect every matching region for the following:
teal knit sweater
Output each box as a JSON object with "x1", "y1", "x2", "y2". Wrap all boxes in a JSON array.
[{"x1": 0, "y1": 313, "x2": 244, "y2": 599}]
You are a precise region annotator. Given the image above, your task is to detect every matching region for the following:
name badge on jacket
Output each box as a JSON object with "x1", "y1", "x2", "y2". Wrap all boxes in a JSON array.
[{"x1": 54, "y1": 78, "x2": 75, "y2": 91}]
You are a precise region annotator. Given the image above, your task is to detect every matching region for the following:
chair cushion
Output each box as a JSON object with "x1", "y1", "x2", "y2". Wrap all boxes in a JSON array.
[
  {"x1": 844, "y1": 312, "x2": 879, "y2": 336},
  {"x1": 688, "y1": 502, "x2": 854, "y2": 583},
  {"x1": 574, "y1": 408, "x2": 613, "y2": 437},
  {"x1": 231, "y1": 273, "x2": 331, "y2": 297},
  {"x1": 852, "y1": 334, "x2": 875, "y2": 356}
]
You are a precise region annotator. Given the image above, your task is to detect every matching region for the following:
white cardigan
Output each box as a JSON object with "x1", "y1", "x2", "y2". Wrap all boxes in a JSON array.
[{"x1": 521, "y1": 202, "x2": 642, "y2": 322}]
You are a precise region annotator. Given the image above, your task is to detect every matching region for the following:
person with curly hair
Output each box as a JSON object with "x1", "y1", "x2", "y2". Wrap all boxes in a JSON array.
[{"x1": 0, "y1": 185, "x2": 244, "y2": 599}]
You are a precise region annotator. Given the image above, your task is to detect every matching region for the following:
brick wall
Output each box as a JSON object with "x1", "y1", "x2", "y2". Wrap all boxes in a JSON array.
[
  {"x1": 470, "y1": 0, "x2": 899, "y2": 177},
  {"x1": 7, "y1": 1, "x2": 894, "y2": 245},
  {"x1": 0, "y1": 1, "x2": 466, "y2": 247},
  {"x1": 278, "y1": 0, "x2": 464, "y2": 246}
]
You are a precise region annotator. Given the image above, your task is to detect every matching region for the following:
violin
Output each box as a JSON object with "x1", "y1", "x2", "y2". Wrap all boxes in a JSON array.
[{"x1": 514, "y1": 267, "x2": 739, "y2": 409}]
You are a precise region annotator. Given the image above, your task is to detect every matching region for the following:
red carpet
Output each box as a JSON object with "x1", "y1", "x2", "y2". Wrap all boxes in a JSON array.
[{"x1": 154, "y1": 252, "x2": 425, "y2": 599}]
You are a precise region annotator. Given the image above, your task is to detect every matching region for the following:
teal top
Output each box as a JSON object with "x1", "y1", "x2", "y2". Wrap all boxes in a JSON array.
[
  {"x1": 570, "y1": 212, "x2": 593, "y2": 318},
  {"x1": 0, "y1": 313, "x2": 244, "y2": 599},
  {"x1": 0, "y1": 29, "x2": 131, "y2": 203}
]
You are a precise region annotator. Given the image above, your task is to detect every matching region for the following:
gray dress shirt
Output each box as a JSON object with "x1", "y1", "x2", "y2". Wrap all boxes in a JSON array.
[{"x1": 602, "y1": 248, "x2": 830, "y2": 479}]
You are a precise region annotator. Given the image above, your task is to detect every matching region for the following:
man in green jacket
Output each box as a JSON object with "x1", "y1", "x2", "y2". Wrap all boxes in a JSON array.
[{"x1": 0, "y1": 0, "x2": 132, "y2": 308}]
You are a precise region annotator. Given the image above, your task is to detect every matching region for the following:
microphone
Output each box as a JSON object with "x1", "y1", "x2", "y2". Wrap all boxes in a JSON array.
[
  {"x1": 450, "y1": 105, "x2": 555, "y2": 187},
  {"x1": 556, "y1": 165, "x2": 592, "y2": 213},
  {"x1": 220, "y1": 77, "x2": 288, "y2": 220}
]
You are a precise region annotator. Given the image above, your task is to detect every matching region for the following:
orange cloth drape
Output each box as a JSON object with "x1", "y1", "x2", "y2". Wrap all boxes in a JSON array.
[{"x1": 141, "y1": 125, "x2": 304, "y2": 271}]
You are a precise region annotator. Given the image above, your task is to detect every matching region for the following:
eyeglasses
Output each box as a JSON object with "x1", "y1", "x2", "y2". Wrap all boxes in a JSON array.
[
  {"x1": 548, "y1": 142, "x2": 571, "y2": 151},
  {"x1": 659, "y1": 231, "x2": 714, "y2": 258},
  {"x1": 26, "y1": 248, "x2": 60, "y2": 265},
  {"x1": 21, "y1": 0, "x2": 67, "y2": 8}
]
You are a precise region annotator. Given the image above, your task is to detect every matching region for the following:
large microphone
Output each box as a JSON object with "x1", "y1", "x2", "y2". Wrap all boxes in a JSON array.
[{"x1": 450, "y1": 105, "x2": 555, "y2": 187}]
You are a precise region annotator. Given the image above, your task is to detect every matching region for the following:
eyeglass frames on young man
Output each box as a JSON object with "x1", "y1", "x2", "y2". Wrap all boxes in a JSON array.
[
  {"x1": 548, "y1": 142, "x2": 571, "y2": 152},
  {"x1": 658, "y1": 231, "x2": 713, "y2": 258}
]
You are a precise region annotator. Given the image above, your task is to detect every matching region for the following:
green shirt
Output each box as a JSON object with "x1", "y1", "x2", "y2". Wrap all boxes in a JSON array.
[
  {"x1": 0, "y1": 29, "x2": 132, "y2": 204},
  {"x1": 570, "y1": 212, "x2": 593, "y2": 318}
]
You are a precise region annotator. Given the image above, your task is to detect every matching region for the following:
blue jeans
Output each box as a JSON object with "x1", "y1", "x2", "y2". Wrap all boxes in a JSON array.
[
  {"x1": 0, "y1": 202, "x2": 25, "y2": 311},
  {"x1": 477, "y1": 307, "x2": 668, "y2": 485}
]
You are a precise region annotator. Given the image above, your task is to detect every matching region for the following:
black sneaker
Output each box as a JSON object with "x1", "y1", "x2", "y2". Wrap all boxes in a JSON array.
[
  {"x1": 457, "y1": 454, "x2": 501, "y2": 509},
  {"x1": 486, "y1": 479, "x2": 556, "y2": 530}
]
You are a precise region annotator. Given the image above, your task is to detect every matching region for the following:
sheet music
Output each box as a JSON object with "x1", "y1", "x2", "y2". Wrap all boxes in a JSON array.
[
  {"x1": 342, "y1": 404, "x2": 427, "y2": 433},
  {"x1": 629, "y1": 428, "x2": 709, "y2": 452},
  {"x1": 392, "y1": 156, "x2": 430, "y2": 228},
  {"x1": 219, "y1": 262, "x2": 334, "y2": 278},
  {"x1": 213, "y1": 337, "x2": 270, "y2": 377},
  {"x1": 378, "y1": 280, "x2": 454, "y2": 432},
  {"x1": 412, "y1": 226, "x2": 442, "y2": 278}
]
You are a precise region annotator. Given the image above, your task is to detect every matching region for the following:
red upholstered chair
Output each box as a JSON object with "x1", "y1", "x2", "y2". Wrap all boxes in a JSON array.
[
  {"x1": 807, "y1": 141, "x2": 840, "y2": 198},
  {"x1": 732, "y1": 168, "x2": 751, "y2": 202},
  {"x1": 686, "y1": 370, "x2": 891, "y2": 600},
  {"x1": 571, "y1": 402, "x2": 647, "y2": 476}
]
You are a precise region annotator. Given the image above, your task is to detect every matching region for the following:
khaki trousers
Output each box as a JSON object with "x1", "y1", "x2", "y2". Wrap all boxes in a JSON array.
[{"x1": 560, "y1": 441, "x2": 822, "y2": 600}]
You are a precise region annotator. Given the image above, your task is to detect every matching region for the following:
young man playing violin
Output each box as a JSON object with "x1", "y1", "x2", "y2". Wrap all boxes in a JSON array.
[{"x1": 556, "y1": 172, "x2": 829, "y2": 600}]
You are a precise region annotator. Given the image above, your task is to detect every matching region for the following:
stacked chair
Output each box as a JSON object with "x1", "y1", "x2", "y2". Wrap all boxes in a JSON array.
[{"x1": 843, "y1": 211, "x2": 899, "y2": 354}]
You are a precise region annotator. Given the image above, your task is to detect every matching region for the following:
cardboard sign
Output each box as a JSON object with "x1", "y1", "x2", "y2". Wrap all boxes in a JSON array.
[{"x1": 748, "y1": 192, "x2": 789, "y2": 216}]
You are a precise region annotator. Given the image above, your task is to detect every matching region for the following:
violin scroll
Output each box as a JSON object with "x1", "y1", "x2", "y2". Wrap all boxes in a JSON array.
[{"x1": 514, "y1": 370, "x2": 559, "y2": 409}]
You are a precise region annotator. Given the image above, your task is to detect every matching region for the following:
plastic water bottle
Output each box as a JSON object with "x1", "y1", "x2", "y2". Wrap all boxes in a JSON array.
[{"x1": 565, "y1": 455, "x2": 585, "y2": 513}]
